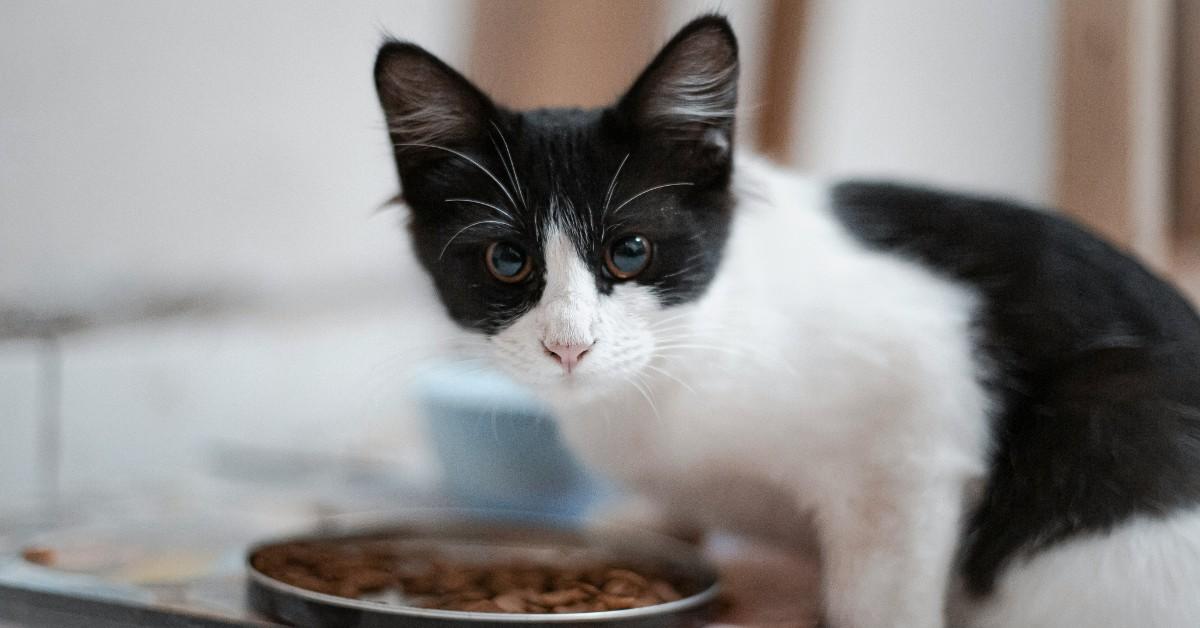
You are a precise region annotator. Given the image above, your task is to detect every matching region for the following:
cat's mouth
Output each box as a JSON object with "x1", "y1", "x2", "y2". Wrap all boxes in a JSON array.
[{"x1": 484, "y1": 338, "x2": 654, "y2": 406}]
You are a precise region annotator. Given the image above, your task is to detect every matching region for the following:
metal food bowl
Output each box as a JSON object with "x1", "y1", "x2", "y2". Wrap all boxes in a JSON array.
[{"x1": 246, "y1": 512, "x2": 719, "y2": 627}]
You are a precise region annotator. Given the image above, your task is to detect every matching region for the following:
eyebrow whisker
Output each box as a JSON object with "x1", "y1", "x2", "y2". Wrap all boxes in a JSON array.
[
  {"x1": 394, "y1": 141, "x2": 519, "y2": 209},
  {"x1": 602, "y1": 152, "x2": 631, "y2": 219},
  {"x1": 489, "y1": 121, "x2": 526, "y2": 208},
  {"x1": 438, "y1": 219, "x2": 514, "y2": 260},
  {"x1": 445, "y1": 198, "x2": 520, "y2": 225},
  {"x1": 610, "y1": 181, "x2": 695, "y2": 216}
]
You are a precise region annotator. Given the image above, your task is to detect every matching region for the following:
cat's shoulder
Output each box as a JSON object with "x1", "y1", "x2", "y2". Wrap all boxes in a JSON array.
[
  {"x1": 822, "y1": 179, "x2": 1172, "y2": 297},
  {"x1": 828, "y1": 179, "x2": 1083, "y2": 255}
]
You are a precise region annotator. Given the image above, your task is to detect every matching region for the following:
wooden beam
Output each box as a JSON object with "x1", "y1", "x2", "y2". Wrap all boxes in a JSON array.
[
  {"x1": 1177, "y1": 0, "x2": 1200, "y2": 239},
  {"x1": 468, "y1": 0, "x2": 665, "y2": 110},
  {"x1": 1058, "y1": 1, "x2": 1134, "y2": 246},
  {"x1": 1057, "y1": 0, "x2": 1173, "y2": 268},
  {"x1": 753, "y1": 0, "x2": 809, "y2": 163}
]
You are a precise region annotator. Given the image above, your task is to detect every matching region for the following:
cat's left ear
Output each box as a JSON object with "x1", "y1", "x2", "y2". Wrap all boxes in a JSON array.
[
  {"x1": 374, "y1": 40, "x2": 496, "y2": 171},
  {"x1": 617, "y1": 15, "x2": 739, "y2": 164}
]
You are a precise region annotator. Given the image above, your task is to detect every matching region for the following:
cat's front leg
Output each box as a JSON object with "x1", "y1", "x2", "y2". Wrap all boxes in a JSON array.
[
  {"x1": 816, "y1": 474, "x2": 963, "y2": 628},
  {"x1": 588, "y1": 494, "x2": 706, "y2": 545}
]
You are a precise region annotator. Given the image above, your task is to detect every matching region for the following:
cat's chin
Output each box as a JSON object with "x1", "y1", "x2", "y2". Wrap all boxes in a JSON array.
[
  {"x1": 510, "y1": 369, "x2": 634, "y2": 408},
  {"x1": 540, "y1": 387, "x2": 618, "y2": 410}
]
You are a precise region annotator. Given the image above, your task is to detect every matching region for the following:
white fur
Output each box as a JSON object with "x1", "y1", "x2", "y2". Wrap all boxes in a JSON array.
[
  {"x1": 954, "y1": 508, "x2": 1200, "y2": 628},
  {"x1": 469, "y1": 156, "x2": 1200, "y2": 627}
]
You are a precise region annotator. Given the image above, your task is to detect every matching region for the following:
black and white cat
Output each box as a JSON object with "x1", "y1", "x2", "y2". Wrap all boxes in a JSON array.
[{"x1": 373, "y1": 16, "x2": 1200, "y2": 628}]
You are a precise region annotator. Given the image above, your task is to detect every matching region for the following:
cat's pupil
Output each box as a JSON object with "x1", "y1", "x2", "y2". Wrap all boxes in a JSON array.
[
  {"x1": 490, "y1": 242, "x2": 525, "y2": 277},
  {"x1": 610, "y1": 235, "x2": 650, "y2": 276}
]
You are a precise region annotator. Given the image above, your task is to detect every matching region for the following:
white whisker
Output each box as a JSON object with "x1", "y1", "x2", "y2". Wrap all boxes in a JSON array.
[
  {"x1": 489, "y1": 121, "x2": 526, "y2": 207},
  {"x1": 623, "y1": 374, "x2": 661, "y2": 422},
  {"x1": 444, "y1": 198, "x2": 518, "y2": 224},
  {"x1": 647, "y1": 310, "x2": 698, "y2": 329},
  {"x1": 395, "y1": 142, "x2": 519, "y2": 209},
  {"x1": 603, "y1": 153, "x2": 631, "y2": 218},
  {"x1": 610, "y1": 182, "x2": 695, "y2": 216},
  {"x1": 438, "y1": 219, "x2": 512, "y2": 260},
  {"x1": 651, "y1": 326, "x2": 736, "y2": 341},
  {"x1": 657, "y1": 263, "x2": 704, "y2": 281},
  {"x1": 643, "y1": 363, "x2": 697, "y2": 394}
]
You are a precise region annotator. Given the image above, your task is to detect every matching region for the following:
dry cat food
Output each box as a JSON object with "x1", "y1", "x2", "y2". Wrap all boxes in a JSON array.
[
  {"x1": 251, "y1": 538, "x2": 687, "y2": 613},
  {"x1": 21, "y1": 546, "x2": 57, "y2": 567}
]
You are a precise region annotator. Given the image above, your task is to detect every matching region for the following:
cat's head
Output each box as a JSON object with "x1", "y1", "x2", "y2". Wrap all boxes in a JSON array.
[{"x1": 375, "y1": 16, "x2": 738, "y2": 402}]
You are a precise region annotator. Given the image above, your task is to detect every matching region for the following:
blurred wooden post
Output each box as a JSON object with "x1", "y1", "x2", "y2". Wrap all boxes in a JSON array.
[
  {"x1": 1057, "y1": 0, "x2": 1174, "y2": 269},
  {"x1": 1177, "y1": 0, "x2": 1200, "y2": 241},
  {"x1": 468, "y1": 0, "x2": 666, "y2": 109},
  {"x1": 754, "y1": 0, "x2": 809, "y2": 163}
]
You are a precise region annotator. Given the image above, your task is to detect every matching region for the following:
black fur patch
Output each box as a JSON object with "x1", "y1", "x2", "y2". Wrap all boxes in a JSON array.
[
  {"x1": 374, "y1": 16, "x2": 738, "y2": 334},
  {"x1": 832, "y1": 181, "x2": 1200, "y2": 595}
]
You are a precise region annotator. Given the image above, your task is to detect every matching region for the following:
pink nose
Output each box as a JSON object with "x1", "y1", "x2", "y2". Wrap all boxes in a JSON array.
[{"x1": 543, "y1": 341, "x2": 593, "y2": 374}]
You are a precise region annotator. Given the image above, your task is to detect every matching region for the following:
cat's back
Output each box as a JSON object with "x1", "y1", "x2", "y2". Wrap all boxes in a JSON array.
[
  {"x1": 829, "y1": 180, "x2": 1200, "y2": 372},
  {"x1": 827, "y1": 179, "x2": 1200, "y2": 595}
]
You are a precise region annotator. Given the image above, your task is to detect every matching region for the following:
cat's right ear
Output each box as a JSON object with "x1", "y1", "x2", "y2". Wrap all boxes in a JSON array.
[
  {"x1": 616, "y1": 16, "x2": 739, "y2": 164},
  {"x1": 374, "y1": 41, "x2": 495, "y2": 170}
]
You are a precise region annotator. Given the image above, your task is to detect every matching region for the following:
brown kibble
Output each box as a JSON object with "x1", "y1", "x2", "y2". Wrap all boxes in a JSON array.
[
  {"x1": 605, "y1": 568, "x2": 649, "y2": 588},
  {"x1": 602, "y1": 578, "x2": 640, "y2": 597},
  {"x1": 22, "y1": 547, "x2": 56, "y2": 567},
  {"x1": 577, "y1": 582, "x2": 601, "y2": 595},
  {"x1": 511, "y1": 570, "x2": 547, "y2": 591},
  {"x1": 538, "y1": 588, "x2": 588, "y2": 607},
  {"x1": 400, "y1": 573, "x2": 438, "y2": 595},
  {"x1": 633, "y1": 595, "x2": 661, "y2": 608},
  {"x1": 583, "y1": 566, "x2": 609, "y2": 586},
  {"x1": 515, "y1": 587, "x2": 542, "y2": 602},
  {"x1": 334, "y1": 582, "x2": 362, "y2": 598},
  {"x1": 599, "y1": 593, "x2": 639, "y2": 610},
  {"x1": 454, "y1": 588, "x2": 490, "y2": 602},
  {"x1": 493, "y1": 592, "x2": 528, "y2": 612},
  {"x1": 251, "y1": 540, "x2": 691, "y2": 614},
  {"x1": 290, "y1": 574, "x2": 338, "y2": 596},
  {"x1": 650, "y1": 578, "x2": 683, "y2": 602},
  {"x1": 484, "y1": 570, "x2": 516, "y2": 594},
  {"x1": 346, "y1": 569, "x2": 394, "y2": 592},
  {"x1": 436, "y1": 569, "x2": 472, "y2": 591}
]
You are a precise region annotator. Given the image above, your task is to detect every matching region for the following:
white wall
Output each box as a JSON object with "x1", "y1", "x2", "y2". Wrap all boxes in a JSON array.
[
  {"x1": 0, "y1": 0, "x2": 471, "y2": 503},
  {"x1": 793, "y1": 0, "x2": 1058, "y2": 205},
  {"x1": 0, "y1": 0, "x2": 470, "y2": 316}
]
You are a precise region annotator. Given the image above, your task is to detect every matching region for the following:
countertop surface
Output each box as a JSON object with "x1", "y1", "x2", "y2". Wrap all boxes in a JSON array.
[{"x1": 0, "y1": 493, "x2": 820, "y2": 628}]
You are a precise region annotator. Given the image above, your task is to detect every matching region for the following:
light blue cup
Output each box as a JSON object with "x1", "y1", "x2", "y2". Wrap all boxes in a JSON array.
[{"x1": 413, "y1": 364, "x2": 610, "y2": 517}]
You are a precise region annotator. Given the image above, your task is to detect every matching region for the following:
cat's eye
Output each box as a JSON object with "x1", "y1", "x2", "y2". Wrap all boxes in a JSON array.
[
  {"x1": 486, "y1": 241, "x2": 532, "y2": 283},
  {"x1": 605, "y1": 235, "x2": 652, "y2": 280}
]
